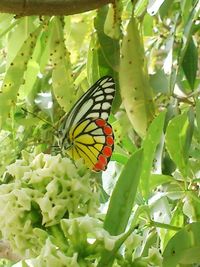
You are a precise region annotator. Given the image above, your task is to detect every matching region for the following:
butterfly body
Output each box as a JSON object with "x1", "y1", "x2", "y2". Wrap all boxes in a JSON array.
[{"x1": 58, "y1": 76, "x2": 115, "y2": 171}]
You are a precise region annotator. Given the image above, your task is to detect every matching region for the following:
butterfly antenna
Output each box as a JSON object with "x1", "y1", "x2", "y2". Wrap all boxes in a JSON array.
[{"x1": 22, "y1": 108, "x2": 57, "y2": 130}]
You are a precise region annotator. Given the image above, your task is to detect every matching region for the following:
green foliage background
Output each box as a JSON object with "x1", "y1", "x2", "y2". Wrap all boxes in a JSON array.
[{"x1": 0, "y1": 0, "x2": 199, "y2": 266}]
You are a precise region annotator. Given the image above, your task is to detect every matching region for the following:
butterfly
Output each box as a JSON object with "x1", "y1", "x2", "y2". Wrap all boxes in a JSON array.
[{"x1": 58, "y1": 76, "x2": 115, "y2": 172}]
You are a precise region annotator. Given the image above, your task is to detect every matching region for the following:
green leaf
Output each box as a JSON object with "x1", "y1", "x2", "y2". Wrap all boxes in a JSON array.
[
  {"x1": 19, "y1": 59, "x2": 40, "y2": 99},
  {"x1": 119, "y1": 15, "x2": 155, "y2": 137},
  {"x1": 64, "y1": 13, "x2": 94, "y2": 58},
  {"x1": 182, "y1": 37, "x2": 198, "y2": 90},
  {"x1": 165, "y1": 111, "x2": 193, "y2": 177},
  {"x1": 196, "y1": 99, "x2": 200, "y2": 141},
  {"x1": 6, "y1": 17, "x2": 37, "y2": 68},
  {"x1": 38, "y1": 24, "x2": 52, "y2": 74},
  {"x1": 0, "y1": 26, "x2": 42, "y2": 127},
  {"x1": 140, "y1": 111, "x2": 166, "y2": 198},
  {"x1": 50, "y1": 17, "x2": 74, "y2": 112},
  {"x1": 122, "y1": 135, "x2": 137, "y2": 154},
  {"x1": 111, "y1": 153, "x2": 129, "y2": 165},
  {"x1": 163, "y1": 202, "x2": 184, "y2": 249},
  {"x1": 104, "y1": 1, "x2": 122, "y2": 39},
  {"x1": 135, "y1": 0, "x2": 148, "y2": 17},
  {"x1": 142, "y1": 14, "x2": 153, "y2": 36},
  {"x1": 163, "y1": 222, "x2": 200, "y2": 266},
  {"x1": 94, "y1": 6, "x2": 120, "y2": 72},
  {"x1": 180, "y1": 0, "x2": 195, "y2": 24},
  {"x1": 149, "y1": 174, "x2": 174, "y2": 191},
  {"x1": 0, "y1": 14, "x2": 16, "y2": 38},
  {"x1": 149, "y1": 70, "x2": 170, "y2": 95},
  {"x1": 178, "y1": 0, "x2": 200, "y2": 68},
  {"x1": 13, "y1": 20, "x2": 51, "y2": 99},
  {"x1": 183, "y1": 191, "x2": 200, "y2": 221},
  {"x1": 184, "y1": 108, "x2": 194, "y2": 158},
  {"x1": 94, "y1": 6, "x2": 121, "y2": 113},
  {"x1": 159, "y1": 0, "x2": 174, "y2": 18},
  {"x1": 104, "y1": 149, "x2": 143, "y2": 235},
  {"x1": 140, "y1": 230, "x2": 157, "y2": 257},
  {"x1": 87, "y1": 34, "x2": 100, "y2": 85}
]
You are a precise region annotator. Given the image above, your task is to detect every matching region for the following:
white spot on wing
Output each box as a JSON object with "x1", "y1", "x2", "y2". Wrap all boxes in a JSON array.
[
  {"x1": 106, "y1": 95, "x2": 113, "y2": 100},
  {"x1": 99, "y1": 79, "x2": 108, "y2": 86},
  {"x1": 96, "y1": 95, "x2": 104, "y2": 101},
  {"x1": 86, "y1": 112, "x2": 99, "y2": 118},
  {"x1": 101, "y1": 112, "x2": 108, "y2": 120},
  {"x1": 105, "y1": 88, "x2": 115, "y2": 93},
  {"x1": 93, "y1": 91, "x2": 103, "y2": 96},
  {"x1": 93, "y1": 103, "x2": 101, "y2": 109},
  {"x1": 92, "y1": 128, "x2": 104, "y2": 135},
  {"x1": 102, "y1": 82, "x2": 114, "y2": 88},
  {"x1": 102, "y1": 102, "x2": 110, "y2": 110},
  {"x1": 72, "y1": 99, "x2": 93, "y2": 126},
  {"x1": 94, "y1": 136, "x2": 105, "y2": 143}
]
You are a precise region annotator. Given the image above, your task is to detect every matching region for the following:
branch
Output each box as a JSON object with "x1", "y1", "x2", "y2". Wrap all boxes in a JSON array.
[{"x1": 0, "y1": 0, "x2": 113, "y2": 16}]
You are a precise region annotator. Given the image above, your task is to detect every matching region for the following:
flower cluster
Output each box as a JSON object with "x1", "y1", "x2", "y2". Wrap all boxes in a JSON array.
[{"x1": 0, "y1": 152, "x2": 99, "y2": 257}]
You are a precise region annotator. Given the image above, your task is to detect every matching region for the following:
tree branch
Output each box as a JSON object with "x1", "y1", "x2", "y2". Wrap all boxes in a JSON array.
[{"x1": 0, "y1": 0, "x2": 113, "y2": 16}]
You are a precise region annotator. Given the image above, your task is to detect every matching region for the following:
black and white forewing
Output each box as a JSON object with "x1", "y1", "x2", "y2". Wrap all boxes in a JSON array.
[
  {"x1": 63, "y1": 76, "x2": 115, "y2": 127},
  {"x1": 59, "y1": 76, "x2": 115, "y2": 148}
]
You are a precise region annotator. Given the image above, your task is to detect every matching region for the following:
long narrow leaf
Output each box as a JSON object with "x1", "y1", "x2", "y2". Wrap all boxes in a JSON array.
[
  {"x1": 104, "y1": 149, "x2": 143, "y2": 235},
  {"x1": 94, "y1": 6, "x2": 121, "y2": 113},
  {"x1": 0, "y1": 26, "x2": 42, "y2": 127},
  {"x1": 165, "y1": 111, "x2": 193, "y2": 177},
  {"x1": 50, "y1": 17, "x2": 74, "y2": 112},
  {"x1": 140, "y1": 111, "x2": 166, "y2": 198},
  {"x1": 182, "y1": 37, "x2": 198, "y2": 90}
]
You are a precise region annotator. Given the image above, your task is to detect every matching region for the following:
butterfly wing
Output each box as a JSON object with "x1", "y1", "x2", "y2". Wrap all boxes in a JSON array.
[
  {"x1": 67, "y1": 118, "x2": 114, "y2": 171},
  {"x1": 59, "y1": 76, "x2": 115, "y2": 171},
  {"x1": 59, "y1": 76, "x2": 115, "y2": 146}
]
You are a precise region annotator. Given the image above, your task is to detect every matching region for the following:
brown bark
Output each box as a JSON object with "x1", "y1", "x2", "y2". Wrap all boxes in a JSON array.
[{"x1": 0, "y1": 0, "x2": 113, "y2": 16}]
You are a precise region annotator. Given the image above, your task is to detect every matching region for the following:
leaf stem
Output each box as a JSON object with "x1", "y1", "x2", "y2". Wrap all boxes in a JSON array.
[{"x1": 149, "y1": 220, "x2": 181, "y2": 231}]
